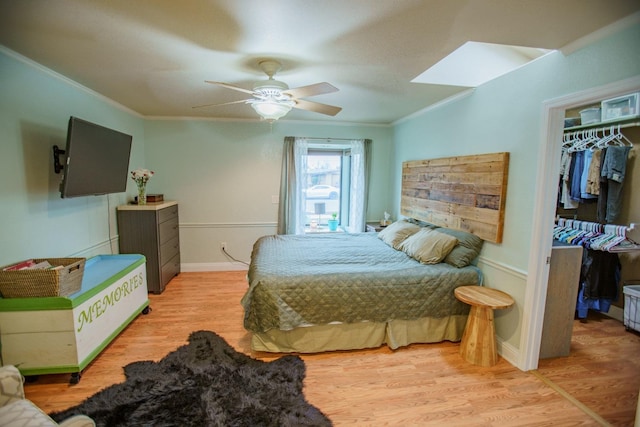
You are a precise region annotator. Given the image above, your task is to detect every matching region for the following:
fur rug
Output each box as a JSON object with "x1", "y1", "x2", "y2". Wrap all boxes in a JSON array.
[{"x1": 50, "y1": 331, "x2": 332, "y2": 426}]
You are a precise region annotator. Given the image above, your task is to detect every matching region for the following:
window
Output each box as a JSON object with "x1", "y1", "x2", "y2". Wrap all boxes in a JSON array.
[
  {"x1": 304, "y1": 149, "x2": 346, "y2": 231},
  {"x1": 278, "y1": 137, "x2": 371, "y2": 235}
]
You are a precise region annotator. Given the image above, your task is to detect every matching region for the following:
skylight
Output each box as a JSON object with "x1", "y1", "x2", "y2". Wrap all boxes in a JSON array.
[{"x1": 412, "y1": 41, "x2": 552, "y2": 88}]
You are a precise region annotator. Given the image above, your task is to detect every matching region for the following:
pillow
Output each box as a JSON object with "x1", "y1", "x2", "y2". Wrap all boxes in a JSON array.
[
  {"x1": 377, "y1": 221, "x2": 421, "y2": 249},
  {"x1": 434, "y1": 227, "x2": 484, "y2": 268},
  {"x1": 398, "y1": 228, "x2": 458, "y2": 264}
]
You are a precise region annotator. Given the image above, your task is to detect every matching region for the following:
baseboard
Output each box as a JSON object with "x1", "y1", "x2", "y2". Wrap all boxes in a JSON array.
[
  {"x1": 603, "y1": 305, "x2": 624, "y2": 323},
  {"x1": 182, "y1": 262, "x2": 249, "y2": 272},
  {"x1": 497, "y1": 337, "x2": 519, "y2": 368}
]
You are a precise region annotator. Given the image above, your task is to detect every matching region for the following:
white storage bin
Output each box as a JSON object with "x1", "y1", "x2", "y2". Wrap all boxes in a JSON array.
[
  {"x1": 623, "y1": 284, "x2": 640, "y2": 333},
  {"x1": 579, "y1": 107, "x2": 601, "y2": 125},
  {"x1": 601, "y1": 92, "x2": 639, "y2": 121}
]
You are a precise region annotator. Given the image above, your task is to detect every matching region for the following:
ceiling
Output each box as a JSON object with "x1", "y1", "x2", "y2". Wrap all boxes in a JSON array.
[{"x1": 1, "y1": 0, "x2": 639, "y2": 124}]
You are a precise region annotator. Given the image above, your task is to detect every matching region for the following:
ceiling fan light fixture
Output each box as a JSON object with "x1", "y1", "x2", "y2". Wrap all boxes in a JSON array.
[
  {"x1": 250, "y1": 99, "x2": 295, "y2": 122},
  {"x1": 197, "y1": 58, "x2": 341, "y2": 120}
]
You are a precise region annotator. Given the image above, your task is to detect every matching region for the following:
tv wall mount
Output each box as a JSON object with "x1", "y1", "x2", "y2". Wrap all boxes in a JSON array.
[{"x1": 53, "y1": 145, "x2": 65, "y2": 174}]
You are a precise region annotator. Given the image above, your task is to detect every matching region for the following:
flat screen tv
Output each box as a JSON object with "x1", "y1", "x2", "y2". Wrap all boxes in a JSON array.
[{"x1": 58, "y1": 117, "x2": 133, "y2": 198}]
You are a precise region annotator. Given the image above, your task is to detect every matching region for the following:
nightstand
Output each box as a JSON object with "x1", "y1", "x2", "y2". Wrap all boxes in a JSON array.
[
  {"x1": 366, "y1": 222, "x2": 387, "y2": 232},
  {"x1": 454, "y1": 285, "x2": 514, "y2": 367}
]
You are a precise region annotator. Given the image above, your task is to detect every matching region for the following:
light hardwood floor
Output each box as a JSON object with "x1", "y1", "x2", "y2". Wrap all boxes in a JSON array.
[{"x1": 23, "y1": 272, "x2": 640, "y2": 426}]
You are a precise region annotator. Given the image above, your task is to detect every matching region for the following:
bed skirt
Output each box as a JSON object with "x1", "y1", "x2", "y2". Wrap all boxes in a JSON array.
[{"x1": 250, "y1": 314, "x2": 468, "y2": 353}]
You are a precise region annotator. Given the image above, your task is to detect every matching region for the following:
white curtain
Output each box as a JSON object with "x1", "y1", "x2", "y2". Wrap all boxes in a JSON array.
[{"x1": 347, "y1": 139, "x2": 366, "y2": 233}]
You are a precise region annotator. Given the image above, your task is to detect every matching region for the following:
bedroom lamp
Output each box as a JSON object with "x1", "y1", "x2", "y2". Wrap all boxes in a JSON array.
[{"x1": 250, "y1": 98, "x2": 295, "y2": 122}]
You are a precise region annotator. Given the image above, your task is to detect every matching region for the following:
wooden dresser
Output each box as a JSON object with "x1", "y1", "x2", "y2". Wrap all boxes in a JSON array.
[{"x1": 117, "y1": 201, "x2": 180, "y2": 293}]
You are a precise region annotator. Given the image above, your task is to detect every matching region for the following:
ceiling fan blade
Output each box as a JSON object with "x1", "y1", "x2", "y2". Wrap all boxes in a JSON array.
[
  {"x1": 205, "y1": 81, "x2": 255, "y2": 95},
  {"x1": 284, "y1": 82, "x2": 338, "y2": 99},
  {"x1": 293, "y1": 99, "x2": 342, "y2": 116},
  {"x1": 192, "y1": 99, "x2": 250, "y2": 109}
]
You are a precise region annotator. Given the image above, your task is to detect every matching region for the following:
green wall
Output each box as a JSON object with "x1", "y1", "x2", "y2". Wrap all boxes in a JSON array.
[
  {"x1": 143, "y1": 119, "x2": 392, "y2": 266},
  {"x1": 0, "y1": 47, "x2": 392, "y2": 268},
  {"x1": 1, "y1": 22, "x2": 638, "y2": 363},
  {"x1": 393, "y1": 23, "x2": 640, "y2": 270},
  {"x1": 0, "y1": 48, "x2": 145, "y2": 264},
  {"x1": 392, "y1": 24, "x2": 640, "y2": 352}
]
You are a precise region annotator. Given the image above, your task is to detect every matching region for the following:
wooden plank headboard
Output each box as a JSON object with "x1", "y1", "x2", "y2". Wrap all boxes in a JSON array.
[{"x1": 401, "y1": 152, "x2": 509, "y2": 243}]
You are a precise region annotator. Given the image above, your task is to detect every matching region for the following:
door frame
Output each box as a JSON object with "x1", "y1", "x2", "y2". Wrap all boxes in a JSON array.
[{"x1": 521, "y1": 75, "x2": 640, "y2": 371}]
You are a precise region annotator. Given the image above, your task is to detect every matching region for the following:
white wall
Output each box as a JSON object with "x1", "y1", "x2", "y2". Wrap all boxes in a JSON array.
[{"x1": 391, "y1": 23, "x2": 640, "y2": 363}]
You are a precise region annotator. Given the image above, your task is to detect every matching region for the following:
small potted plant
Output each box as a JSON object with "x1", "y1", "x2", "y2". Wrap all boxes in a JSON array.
[{"x1": 328, "y1": 213, "x2": 339, "y2": 231}]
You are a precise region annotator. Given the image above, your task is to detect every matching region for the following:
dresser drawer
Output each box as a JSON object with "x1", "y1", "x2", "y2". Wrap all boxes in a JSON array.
[
  {"x1": 160, "y1": 236, "x2": 180, "y2": 264},
  {"x1": 159, "y1": 218, "x2": 179, "y2": 244},
  {"x1": 161, "y1": 253, "x2": 180, "y2": 287},
  {"x1": 158, "y1": 205, "x2": 179, "y2": 224}
]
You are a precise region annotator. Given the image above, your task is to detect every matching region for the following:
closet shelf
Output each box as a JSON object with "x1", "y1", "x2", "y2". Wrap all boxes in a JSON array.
[{"x1": 564, "y1": 114, "x2": 640, "y2": 132}]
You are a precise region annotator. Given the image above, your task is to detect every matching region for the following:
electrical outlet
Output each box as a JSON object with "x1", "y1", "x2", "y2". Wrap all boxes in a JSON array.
[{"x1": 220, "y1": 242, "x2": 227, "y2": 251}]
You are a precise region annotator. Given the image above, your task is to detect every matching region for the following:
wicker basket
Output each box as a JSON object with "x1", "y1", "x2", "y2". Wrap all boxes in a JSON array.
[
  {"x1": 0, "y1": 258, "x2": 85, "y2": 298},
  {"x1": 624, "y1": 282, "x2": 640, "y2": 333}
]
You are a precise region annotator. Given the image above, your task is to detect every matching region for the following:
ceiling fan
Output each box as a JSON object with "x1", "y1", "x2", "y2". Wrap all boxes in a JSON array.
[{"x1": 193, "y1": 59, "x2": 342, "y2": 122}]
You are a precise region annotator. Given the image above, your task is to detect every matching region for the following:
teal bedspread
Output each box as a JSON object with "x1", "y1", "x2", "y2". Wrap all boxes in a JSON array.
[{"x1": 242, "y1": 233, "x2": 481, "y2": 333}]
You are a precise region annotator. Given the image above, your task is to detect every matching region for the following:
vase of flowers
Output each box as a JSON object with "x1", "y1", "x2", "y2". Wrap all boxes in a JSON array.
[{"x1": 131, "y1": 168, "x2": 154, "y2": 205}]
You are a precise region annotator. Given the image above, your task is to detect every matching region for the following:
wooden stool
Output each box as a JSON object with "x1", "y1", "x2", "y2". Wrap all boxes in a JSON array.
[{"x1": 454, "y1": 285, "x2": 514, "y2": 367}]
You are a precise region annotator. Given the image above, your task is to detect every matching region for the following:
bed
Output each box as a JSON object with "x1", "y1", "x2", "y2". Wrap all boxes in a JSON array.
[
  {"x1": 242, "y1": 225, "x2": 484, "y2": 353},
  {"x1": 241, "y1": 152, "x2": 508, "y2": 353}
]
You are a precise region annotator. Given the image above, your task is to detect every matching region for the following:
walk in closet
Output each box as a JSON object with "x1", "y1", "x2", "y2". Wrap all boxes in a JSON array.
[{"x1": 545, "y1": 92, "x2": 640, "y2": 353}]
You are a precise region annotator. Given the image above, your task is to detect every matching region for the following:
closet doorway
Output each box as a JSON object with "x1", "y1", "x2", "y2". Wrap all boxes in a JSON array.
[
  {"x1": 557, "y1": 113, "x2": 639, "y2": 323},
  {"x1": 522, "y1": 75, "x2": 640, "y2": 371}
]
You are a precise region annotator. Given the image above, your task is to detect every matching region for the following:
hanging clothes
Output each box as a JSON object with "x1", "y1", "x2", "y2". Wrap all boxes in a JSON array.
[
  {"x1": 569, "y1": 150, "x2": 584, "y2": 202},
  {"x1": 559, "y1": 125, "x2": 633, "y2": 216},
  {"x1": 559, "y1": 149, "x2": 579, "y2": 209},
  {"x1": 567, "y1": 150, "x2": 598, "y2": 204},
  {"x1": 558, "y1": 145, "x2": 631, "y2": 220},
  {"x1": 558, "y1": 126, "x2": 635, "y2": 319},
  {"x1": 601, "y1": 145, "x2": 631, "y2": 223},
  {"x1": 580, "y1": 150, "x2": 598, "y2": 201},
  {"x1": 585, "y1": 149, "x2": 602, "y2": 196},
  {"x1": 597, "y1": 147, "x2": 608, "y2": 223},
  {"x1": 580, "y1": 249, "x2": 620, "y2": 299},
  {"x1": 576, "y1": 248, "x2": 621, "y2": 319}
]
